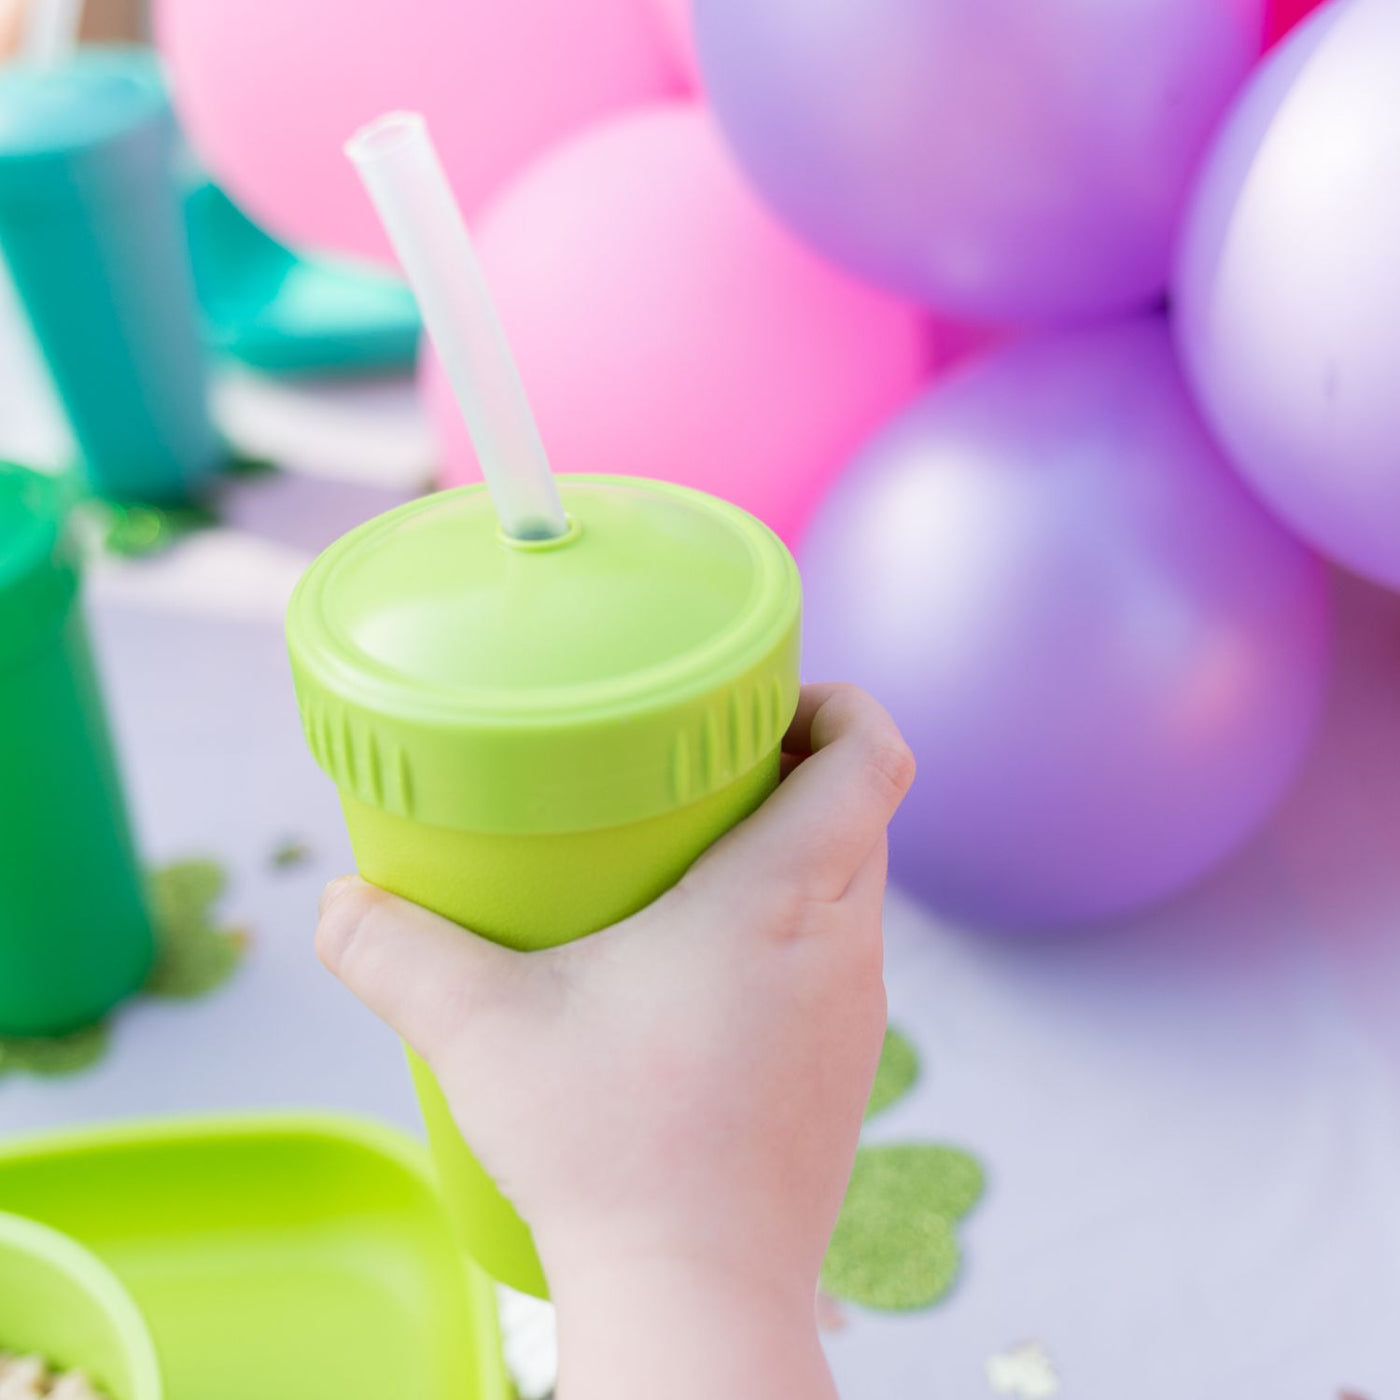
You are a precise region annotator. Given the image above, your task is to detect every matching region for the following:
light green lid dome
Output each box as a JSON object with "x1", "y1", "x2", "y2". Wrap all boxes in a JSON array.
[{"x1": 287, "y1": 476, "x2": 801, "y2": 835}]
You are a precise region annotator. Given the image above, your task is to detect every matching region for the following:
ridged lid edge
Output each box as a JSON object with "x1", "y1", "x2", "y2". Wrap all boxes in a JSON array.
[{"x1": 286, "y1": 480, "x2": 803, "y2": 834}]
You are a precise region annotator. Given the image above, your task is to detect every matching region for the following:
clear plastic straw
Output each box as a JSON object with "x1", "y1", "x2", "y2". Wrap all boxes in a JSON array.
[
  {"x1": 24, "y1": 0, "x2": 84, "y2": 68},
  {"x1": 347, "y1": 111, "x2": 568, "y2": 542}
]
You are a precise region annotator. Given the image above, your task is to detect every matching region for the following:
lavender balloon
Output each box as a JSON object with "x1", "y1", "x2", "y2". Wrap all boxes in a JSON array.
[
  {"x1": 1176, "y1": 0, "x2": 1400, "y2": 592},
  {"x1": 801, "y1": 319, "x2": 1330, "y2": 929},
  {"x1": 696, "y1": 0, "x2": 1265, "y2": 324}
]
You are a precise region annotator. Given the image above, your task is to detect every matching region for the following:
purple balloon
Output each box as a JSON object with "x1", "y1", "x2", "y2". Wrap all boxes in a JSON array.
[
  {"x1": 696, "y1": 0, "x2": 1266, "y2": 324},
  {"x1": 801, "y1": 319, "x2": 1330, "y2": 929},
  {"x1": 1176, "y1": 0, "x2": 1400, "y2": 592}
]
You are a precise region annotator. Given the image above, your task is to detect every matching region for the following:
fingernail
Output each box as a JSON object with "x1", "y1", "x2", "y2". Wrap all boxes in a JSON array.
[{"x1": 320, "y1": 875, "x2": 355, "y2": 916}]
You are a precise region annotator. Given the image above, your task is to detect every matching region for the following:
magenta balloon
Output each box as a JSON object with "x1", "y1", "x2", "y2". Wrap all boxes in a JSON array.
[
  {"x1": 1176, "y1": 0, "x2": 1400, "y2": 592},
  {"x1": 696, "y1": 0, "x2": 1266, "y2": 323},
  {"x1": 801, "y1": 319, "x2": 1330, "y2": 929}
]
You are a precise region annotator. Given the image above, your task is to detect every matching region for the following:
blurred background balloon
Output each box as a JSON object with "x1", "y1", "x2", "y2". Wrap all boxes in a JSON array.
[
  {"x1": 1176, "y1": 0, "x2": 1400, "y2": 592},
  {"x1": 695, "y1": 0, "x2": 1267, "y2": 324},
  {"x1": 154, "y1": 0, "x2": 679, "y2": 263},
  {"x1": 424, "y1": 105, "x2": 931, "y2": 545},
  {"x1": 801, "y1": 318, "x2": 1330, "y2": 930},
  {"x1": 1266, "y1": 0, "x2": 1331, "y2": 45},
  {"x1": 648, "y1": 0, "x2": 699, "y2": 89}
]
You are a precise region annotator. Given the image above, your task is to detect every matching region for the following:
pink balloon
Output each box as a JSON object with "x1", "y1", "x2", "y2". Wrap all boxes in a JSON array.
[
  {"x1": 154, "y1": 0, "x2": 679, "y2": 262},
  {"x1": 649, "y1": 0, "x2": 700, "y2": 88},
  {"x1": 423, "y1": 105, "x2": 931, "y2": 545}
]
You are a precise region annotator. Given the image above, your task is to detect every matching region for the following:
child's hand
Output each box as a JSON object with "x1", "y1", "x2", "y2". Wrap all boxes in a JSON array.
[{"x1": 317, "y1": 683, "x2": 914, "y2": 1399}]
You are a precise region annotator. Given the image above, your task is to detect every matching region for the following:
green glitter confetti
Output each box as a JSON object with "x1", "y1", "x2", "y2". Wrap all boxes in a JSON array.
[
  {"x1": 100, "y1": 501, "x2": 218, "y2": 558},
  {"x1": 225, "y1": 451, "x2": 278, "y2": 479},
  {"x1": 822, "y1": 1144, "x2": 985, "y2": 1311},
  {"x1": 152, "y1": 857, "x2": 226, "y2": 926},
  {"x1": 145, "y1": 858, "x2": 249, "y2": 999},
  {"x1": 270, "y1": 837, "x2": 312, "y2": 871},
  {"x1": 86, "y1": 449, "x2": 273, "y2": 559},
  {"x1": 866, "y1": 1026, "x2": 920, "y2": 1121},
  {"x1": 0, "y1": 1022, "x2": 111, "y2": 1080}
]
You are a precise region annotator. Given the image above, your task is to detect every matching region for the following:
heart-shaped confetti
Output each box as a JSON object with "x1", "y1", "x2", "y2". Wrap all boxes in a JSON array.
[
  {"x1": 0, "y1": 858, "x2": 248, "y2": 1080},
  {"x1": 865, "y1": 1026, "x2": 919, "y2": 1121},
  {"x1": 145, "y1": 858, "x2": 250, "y2": 999},
  {"x1": 0, "y1": 1023, "x2": 110, "y2": 1080},
  {"x1": 822, "y1": 1027, "x2": 987, "y2": 1312},
  {"x1": 822, "y1": 1143, "x2": 984, "y2": 1310}
]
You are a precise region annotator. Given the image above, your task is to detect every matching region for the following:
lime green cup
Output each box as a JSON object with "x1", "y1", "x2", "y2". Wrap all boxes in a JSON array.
[{"x1": 287, "y1": 475, "x2": 801, "y2": 1297}]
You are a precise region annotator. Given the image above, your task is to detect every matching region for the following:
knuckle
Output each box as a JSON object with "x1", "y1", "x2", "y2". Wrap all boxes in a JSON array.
[{"x1": 755, "y1": 878, "x2": 816, "y2": 943}]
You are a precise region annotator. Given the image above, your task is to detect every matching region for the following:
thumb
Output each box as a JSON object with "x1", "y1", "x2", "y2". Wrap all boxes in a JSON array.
[{"x1": 316, "y1": 876, "x2": 530, "y2": 1061}]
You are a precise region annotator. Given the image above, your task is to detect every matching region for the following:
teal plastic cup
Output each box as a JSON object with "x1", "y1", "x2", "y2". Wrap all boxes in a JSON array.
[
  {"x1": 0, "y1": 463, "x2": 154, "y2": 1035},
  {"x1": 0, "y1": 48, "x2": 221, "y2": 504}
]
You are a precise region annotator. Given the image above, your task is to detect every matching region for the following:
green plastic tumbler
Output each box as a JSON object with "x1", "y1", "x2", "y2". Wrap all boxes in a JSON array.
[
  {"x1": 287, "y1": 474, "x2": 801, "y2": 1296},
  {"x1": 0, "y1": 464, "x2": 154, "y2": 1036}
]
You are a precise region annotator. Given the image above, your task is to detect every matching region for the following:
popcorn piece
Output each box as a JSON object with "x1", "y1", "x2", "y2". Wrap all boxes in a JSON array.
[
  {"x1": 0, "y1": 1355, "x2": 47, "y2": 1400},
  {"x1": 987, "y1": 1341, "x2": 1060, "y2": 1400},
  {"x1": 0, "y1": 1356, "x2": 108, "y2": 1400},
  {"x1": 49, "y1": 1373, "x2": 106, "y2": 1400}
]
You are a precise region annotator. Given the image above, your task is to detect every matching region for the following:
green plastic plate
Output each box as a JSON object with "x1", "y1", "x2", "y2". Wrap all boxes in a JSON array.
[{"x1": 0, "y1": 1114, "x2": 508, "y2": 1400}]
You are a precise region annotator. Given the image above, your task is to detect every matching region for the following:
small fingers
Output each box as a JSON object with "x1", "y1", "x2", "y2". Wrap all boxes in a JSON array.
[
  {"x1": 697, "y1": 684, "x2": 915, "y2": 905},
  {"x1": 316, "y1": 876, "x2": 529, "y2": 1061}
]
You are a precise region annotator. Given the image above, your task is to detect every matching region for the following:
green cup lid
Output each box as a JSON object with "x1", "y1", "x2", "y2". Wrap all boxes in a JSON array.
[
  {"x1": 0, "y1": 463, "x2": 79, "y2": 669},
  {"x1": 287, "y1": 476, "x2": 802, "y2": 835}
]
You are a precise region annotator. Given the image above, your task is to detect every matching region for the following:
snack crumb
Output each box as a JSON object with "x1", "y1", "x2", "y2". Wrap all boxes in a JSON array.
[{"x1": 0, "y1": 1354, "x2": 108, "y2": 1399}]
